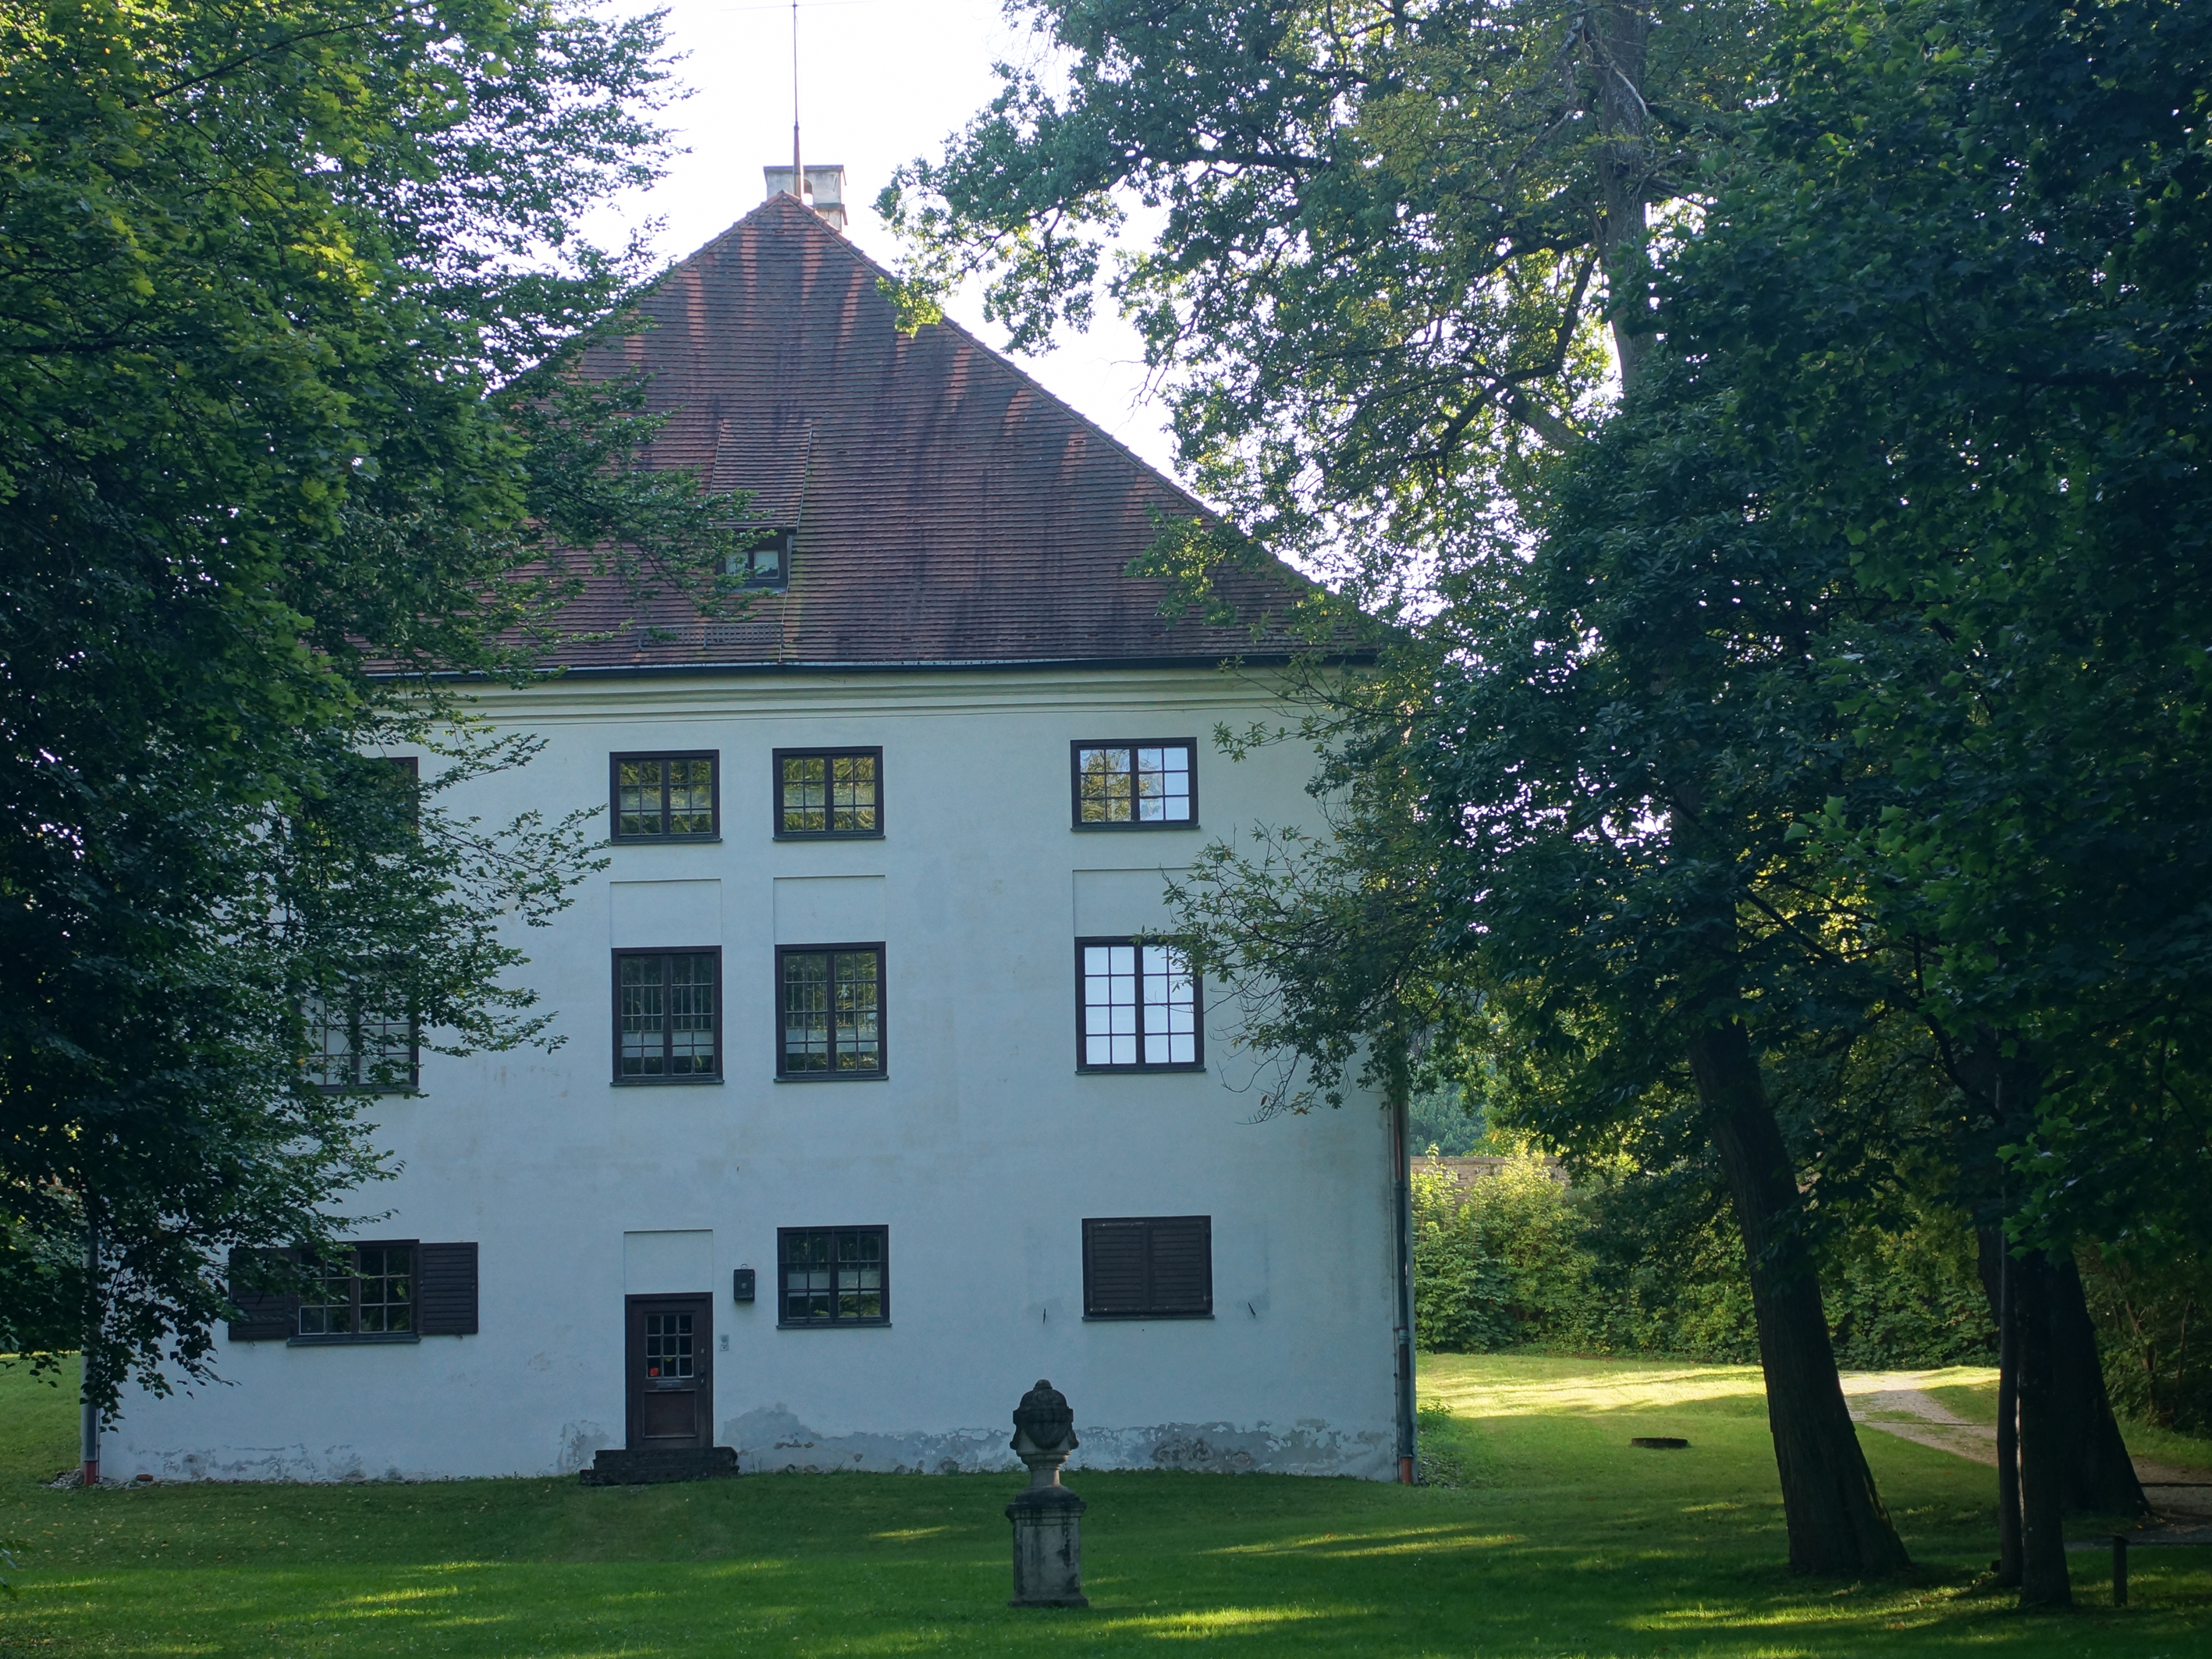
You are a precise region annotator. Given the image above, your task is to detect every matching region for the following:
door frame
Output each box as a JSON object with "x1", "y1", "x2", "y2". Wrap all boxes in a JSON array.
[{"x1": 623, "y1": 1291, "x2": 714, "y2": 1451}]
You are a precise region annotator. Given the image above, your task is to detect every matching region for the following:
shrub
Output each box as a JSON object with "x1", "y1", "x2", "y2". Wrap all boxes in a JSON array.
[
  {"x1": 2080, "y1": 1245, "x2": 2212, "y2": 1434},
  {"x1": 1411, "y1": 1153, "x2": 1994, "y2": 1369}
]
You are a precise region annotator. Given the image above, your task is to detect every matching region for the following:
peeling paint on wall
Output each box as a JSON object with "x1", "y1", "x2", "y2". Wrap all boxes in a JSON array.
[
  {"x1": 559, "y1": 1421, "x2": 614, "y2": 1474},
  {"x1": 723, "y1": 1405, "x2": 1393, "y2": 1480}
]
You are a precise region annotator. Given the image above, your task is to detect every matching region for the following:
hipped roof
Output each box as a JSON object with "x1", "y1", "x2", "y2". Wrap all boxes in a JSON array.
[{"x1": 544, "y1": 192, "x2": 1307, "y2": 672}]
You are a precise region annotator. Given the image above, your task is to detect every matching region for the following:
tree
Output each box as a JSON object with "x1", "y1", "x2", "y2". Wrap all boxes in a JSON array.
[
  {"x1": 0, "y1": 0, "x2": 746, "y2": 1412},
  {"x1": 1652, "y1": 0, "x2": 2212, "y2": 1599},
  {"x1": 896, "y1": 0, "x2": 1941, "y2": 1576},
  {"x1": 882, "y1": 0, "x2": 1765, "y2": 577}
]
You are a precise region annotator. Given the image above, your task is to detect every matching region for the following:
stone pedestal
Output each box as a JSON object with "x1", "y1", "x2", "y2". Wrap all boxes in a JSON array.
[
  {"x1": 1006, "y1": 1378, "x2": 1088, "y2": 1608},
  {"x1": 1007, "y1": 1481, "x2": 1088, "y2": 1607}
]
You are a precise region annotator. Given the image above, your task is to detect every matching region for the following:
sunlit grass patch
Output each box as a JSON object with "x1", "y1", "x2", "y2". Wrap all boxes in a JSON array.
[
  {"x1": 1092, "y1": 1603, "x2": 1342, "y2": 1637},
  {"x1": 0, "y1": 1358, "x2": 2201, "y2": 1655}
]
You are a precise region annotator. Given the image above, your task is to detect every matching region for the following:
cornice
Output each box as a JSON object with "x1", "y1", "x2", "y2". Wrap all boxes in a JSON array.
[{"x1": 449, "y1": 661, "x2": 1314, "y2": 726}]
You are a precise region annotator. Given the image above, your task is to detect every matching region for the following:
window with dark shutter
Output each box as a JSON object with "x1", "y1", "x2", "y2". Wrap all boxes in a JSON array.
[
  {"x1": 1081, "y1": 1216, "x2": 1213, "y2": 1319},
  {"x1": 417, "y1": 1242, "x2": 479, "y2": 1335},
  {"x1": 225, "y1": 1248, "x2": 301, "y2": 1342},
  {"x1": 230, "y1": 1241, "x2": 479, "y2": 1343}
]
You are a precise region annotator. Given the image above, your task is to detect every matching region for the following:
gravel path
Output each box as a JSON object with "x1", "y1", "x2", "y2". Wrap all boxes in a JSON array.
[{"x1": 1840, "y1": 1370, "x2": 2212, "y2": 1517}]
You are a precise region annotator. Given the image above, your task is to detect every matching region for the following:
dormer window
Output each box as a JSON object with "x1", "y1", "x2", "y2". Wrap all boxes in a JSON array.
[{"x1": 725, "y1": 528, "x2": 793, "y2": 590}]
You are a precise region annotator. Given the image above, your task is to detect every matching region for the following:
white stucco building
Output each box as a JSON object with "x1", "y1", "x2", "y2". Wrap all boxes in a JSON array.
[{"x1": 111, "y1": 178, "x2": 1408, "y2": 1484}]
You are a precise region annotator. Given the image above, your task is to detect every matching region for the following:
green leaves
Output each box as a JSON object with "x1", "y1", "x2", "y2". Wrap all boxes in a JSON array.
[
  {"x1": 891, "y1": 0, "x2": 1766, "y2": 584},
  {"x1": 0, "y1": 0, "x2": 723, "y2": 1407}
]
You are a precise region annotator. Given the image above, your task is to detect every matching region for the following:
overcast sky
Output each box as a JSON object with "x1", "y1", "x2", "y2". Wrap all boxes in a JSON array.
[{"x1": 583, "y1": 0, "x2": 1178, "y2": 476}]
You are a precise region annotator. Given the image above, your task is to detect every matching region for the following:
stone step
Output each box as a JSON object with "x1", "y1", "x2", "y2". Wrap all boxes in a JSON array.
[{"x1": 580, "y1": 1445, "x2": 740, "y2": 1487}]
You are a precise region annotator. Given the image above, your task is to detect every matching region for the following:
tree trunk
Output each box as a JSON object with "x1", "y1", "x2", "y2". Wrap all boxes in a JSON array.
[
  {"x1": 2012, "y1": 1251, "x2": 2073, "y2": 1607},
  {"x1": 2050, "y1": 1255, "x2": 2146, "y2": 1513},
  {"x1": 1994, "y1": 1242, "x2": 2022, "y2": 1586},
  {"x1": 1976, "y1": 1229, "x2": 2145, "y2": 1515},
  {"x1": 1593, "y1": 2, "x2": 1653, "y2": 393},
  {"x1": 1688, "y1": 1019, "x2": 1912, "y2": 1576}
]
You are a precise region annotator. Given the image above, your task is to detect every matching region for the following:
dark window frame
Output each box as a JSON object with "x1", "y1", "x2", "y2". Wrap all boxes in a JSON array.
[
  {"x1": 612, "y1": 947, "x2": 725, "y2": 1084},
  {"x1": 1082, "y1": 1215, "x2": 1214, "y2": 1320},
  {"x1": 775, "y1": 943, "x2": 889, "y2": 1080},
  {"x1": 609, "y1": 751, "x2": 722, "y2": 843},
  {"x1": 723, "y1": 526, "x2": 794, "y2": 591},
  {"x1": 772, "y1": 746, "x2": 886, "y2": 840},
  {"x1": 775, "y1": 1224, "x2": 891, "y2": 1328},
  {"x1": 1074, "y1": 936, "x2": 1205, "y2": 1073},
  {"x1": 291, "y1": 1240, "x2": 422, "y2": 1345},
  {"x1": 305, "y1": 989, "x2": 421, "y2": 1095},
  {"x1": 1069, "y1": 737, "x2": 1200, "y2": 830}
]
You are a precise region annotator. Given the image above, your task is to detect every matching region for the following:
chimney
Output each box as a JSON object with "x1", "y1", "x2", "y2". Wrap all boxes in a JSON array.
[{"x1": 762, "y1": 165, "x2": 847, "y2": 233}]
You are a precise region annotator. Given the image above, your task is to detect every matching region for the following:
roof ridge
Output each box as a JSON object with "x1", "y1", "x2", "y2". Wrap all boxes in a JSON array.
[{"x1": 652, "y1": 194, "x2": 1216, "y2": 527}]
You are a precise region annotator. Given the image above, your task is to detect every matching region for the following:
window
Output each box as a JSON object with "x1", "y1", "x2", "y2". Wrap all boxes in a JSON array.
[
  {"x1": 226, "y1": 1242, "x2": 477, "y2": 1342},
  {"x1": 1078, "y1": 940, "x2": 1202, "y2": 1070},
  {"x1": 777, "y1": 1227, "x2": 889, "y2": 1326},
  {"x1": 296, "y1": 1243, "x2": 415, "y2": 1340},
  {"x1": 1083, "y1": 1216, "x2": 1213, "y2": 1319},
  {"x1": 615, "y1": 950, "x2": 721, "y2": 1081},
  {"x1": 304, "y1": 989, "x2": 417, "y2": 1093},
  {"x1": 644, "y1": 1309, "x2": 696, "y2": 1377},
  {"x1": 611, "y1": 752, "x2": 719, "y2": 841},
  {"x1": 777, "y1": 944, "x2": 885, "y2": 1078},
  {"x1": 1071, "y1": 740, "x2": 1196, "y2": 827},
  {"x1": 723, "y1": 528, "x2": 792, "y2": 589},
  {"x1": 774, "y1": 748, "x2": 883, "y2": 837}
]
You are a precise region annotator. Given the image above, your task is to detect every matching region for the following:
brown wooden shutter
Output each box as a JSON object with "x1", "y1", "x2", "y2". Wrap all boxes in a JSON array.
[
  {"x1": 1082, "y1": 1219, "x2": 1149, "y2": 1316},
  {"x1": 1147, "y1": 1215, "x2": 1213, "y2": 1315},
  {"x1": 1082, "y1": 1216, "x2": 1212, "y2": 1316},
  {"x1": 226, "y1": 1248, "x2": 300, "y2": 1341},
  {"x1": 416, "y1": 1242, "x2": 478, "y2": 1335}
]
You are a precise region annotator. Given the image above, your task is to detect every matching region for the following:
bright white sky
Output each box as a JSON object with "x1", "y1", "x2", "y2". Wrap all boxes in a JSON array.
[{"x1": 584, "y1": 0, "x2": 1179, "y2": 477}]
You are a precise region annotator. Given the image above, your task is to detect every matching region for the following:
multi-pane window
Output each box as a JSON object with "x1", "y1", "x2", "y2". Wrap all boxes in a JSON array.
[
  {"x1": 775, "y1": 748, "x2": 882, "y2": 837},
  {"x1": 296, "y1": 1244, "x2": 415, "y2": 1338},
  {"x1": 1078, "y1": 940, "x2": 1202, "y2": 1070},
  {"x1": 1083, "y1": 1216, "x2": 1213, "y2": 1319},
  {"x1": 777, "y1": 945, "x2": 885, "y2": 1078},
  {"x1": 777, "y1": 1227, "x2": 889, "y2": 1326},
  {"x1": 304, "y1": 992, "x2": 418, "y2": 1093},
  {"x1": 1072, "y1": 740, "x2": 1197, "y2": 827},
  {"x1": 612, "y1": 752, "x2": 719, "y2": 840},
  {"x1": 616, "y1": 950, "x2": 721, "y2": 1081},
  {"x1": 644, "y1": 1310, "x2": 694, "y2": 1378}
]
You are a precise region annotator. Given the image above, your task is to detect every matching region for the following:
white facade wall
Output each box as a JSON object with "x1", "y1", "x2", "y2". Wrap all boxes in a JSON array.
[{"x1": 113, "y1": 666, "x2": 1399, "y2": 1482}]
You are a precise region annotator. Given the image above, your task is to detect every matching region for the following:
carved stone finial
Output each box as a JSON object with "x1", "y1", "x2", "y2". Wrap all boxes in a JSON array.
[{"x1": 1011, "y1": 1379, "x2": 1076, "y2": 1455}]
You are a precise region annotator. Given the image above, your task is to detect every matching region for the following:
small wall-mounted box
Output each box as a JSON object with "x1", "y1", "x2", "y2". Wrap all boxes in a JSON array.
[{"x1": 732, "y1": 1266, "x2": 756, "y2": 1303}]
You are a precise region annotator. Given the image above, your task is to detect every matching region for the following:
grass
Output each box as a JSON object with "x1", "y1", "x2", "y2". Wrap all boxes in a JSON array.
[{"x1": 0, "y1": 1354, "x2": 2203, "y2": 1656}]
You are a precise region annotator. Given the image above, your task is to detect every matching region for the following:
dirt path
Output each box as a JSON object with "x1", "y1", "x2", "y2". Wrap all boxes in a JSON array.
[{"x1": 1841, "y1": 1369, "x2": 2212, "y2": 1517}]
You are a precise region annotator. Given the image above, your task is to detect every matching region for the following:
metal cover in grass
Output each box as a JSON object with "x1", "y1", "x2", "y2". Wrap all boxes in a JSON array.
[{"x1": 1630, "y1": 1437, "x2": 1690, "y2": 1449}]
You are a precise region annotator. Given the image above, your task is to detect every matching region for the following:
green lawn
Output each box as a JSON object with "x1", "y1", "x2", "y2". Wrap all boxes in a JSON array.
[{"x1": 0, "y1": 1353, "x2": 2203, "y2": 1656}]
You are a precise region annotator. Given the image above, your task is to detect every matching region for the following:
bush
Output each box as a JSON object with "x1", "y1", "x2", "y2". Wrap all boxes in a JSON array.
[
  {"x1": 1411, "y1": 1156, "x2": 1589, "y2": 1351},
  {"x1": 1411, "y1": 1153, "x2": 1994, "y2": 1369},
  {"x1": 2080, "y1": 1245, "x2": 2212, "y2": 1435}
]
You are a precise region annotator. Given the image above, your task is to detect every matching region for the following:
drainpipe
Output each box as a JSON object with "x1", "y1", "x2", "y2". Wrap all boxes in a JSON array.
[
  {"x1": 80, "y1": 1214, "x2": 100, "y2": 1489},
  {"x1": 1390, "y1": 1071, "x2": 1417, "y2": 1485}
]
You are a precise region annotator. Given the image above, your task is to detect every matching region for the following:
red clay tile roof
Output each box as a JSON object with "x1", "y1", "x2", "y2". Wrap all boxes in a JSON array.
[{"x1": 543, "y1": 193, "x2": 1310, "y2": 672}]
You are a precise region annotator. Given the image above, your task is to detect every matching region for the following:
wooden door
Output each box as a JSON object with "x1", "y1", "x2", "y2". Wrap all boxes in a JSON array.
[{"x1": 625, "y1": 1295, "x2": 712, "y2": 1451}]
